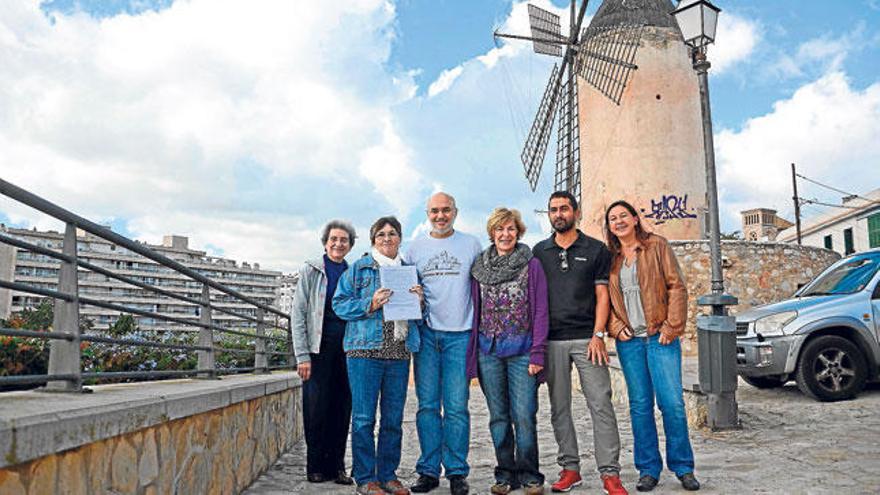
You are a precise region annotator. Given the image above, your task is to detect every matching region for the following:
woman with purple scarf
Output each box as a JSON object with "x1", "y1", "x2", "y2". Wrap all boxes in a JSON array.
[{"x1": 466, "y1": 207, "x2": 549, "y2": 495}]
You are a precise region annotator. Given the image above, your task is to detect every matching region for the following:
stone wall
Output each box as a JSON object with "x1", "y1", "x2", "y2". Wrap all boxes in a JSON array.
[
  {"x1": 669, "y1": 241, "x2": 840, "y2": 356},
  {"x1": 0, "y1": 374, "x2": 302, "y2": 495}
]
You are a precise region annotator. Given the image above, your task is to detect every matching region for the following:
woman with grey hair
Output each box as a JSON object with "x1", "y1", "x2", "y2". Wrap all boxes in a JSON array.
[{"x1": 291, "y1": 219, "x2": 357, "y2": 485}]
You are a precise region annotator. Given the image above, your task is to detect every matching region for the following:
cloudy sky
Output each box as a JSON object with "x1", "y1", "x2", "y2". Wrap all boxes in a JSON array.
[{"x1": 1, "y1": 0, "x2": 878, "y2": 273}]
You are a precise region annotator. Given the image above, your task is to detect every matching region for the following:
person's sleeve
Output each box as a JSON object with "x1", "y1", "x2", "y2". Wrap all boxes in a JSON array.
[
  {"x1": 658, "y1": 238, "x2": 688, "y2": 339},
  {"x1": 466, "y1": 278, "x2": 481, "y2": 380},
  {"x1": 332, "y1": 264, "x2": 372, "y2": 321},
  {"x1": 528, "y1": 259, "x2": 549, "y2": 368},
  {"x1": 290, "y1": 265, "x2": 312, "y2": 364},
  {"x1": 595, "y1": 245, "x2": 611, "y2": 285}
]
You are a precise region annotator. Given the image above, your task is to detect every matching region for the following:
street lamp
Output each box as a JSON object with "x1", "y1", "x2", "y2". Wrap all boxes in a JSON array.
[{"x1": 671, "y1": 0, "x2": 740, "y2": 430}]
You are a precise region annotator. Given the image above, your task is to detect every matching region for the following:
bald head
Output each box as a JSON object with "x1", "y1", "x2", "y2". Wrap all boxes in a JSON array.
[
  {"x1": 426, "y1": 192, "x2": 456, "y2": 210},
  {"x1": 426, "y1": 192, "x2": 458, "y2": 238}
]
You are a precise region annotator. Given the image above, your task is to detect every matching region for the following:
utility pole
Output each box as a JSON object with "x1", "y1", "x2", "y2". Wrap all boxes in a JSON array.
[{"x1": 791, "y1": 163, "x2": 802, "y2": 245}]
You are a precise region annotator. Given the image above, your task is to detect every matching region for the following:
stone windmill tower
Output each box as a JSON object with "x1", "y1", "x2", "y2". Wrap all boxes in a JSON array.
[{"x1": 579, "y1": 0, "x2": 707, "y2": 240}]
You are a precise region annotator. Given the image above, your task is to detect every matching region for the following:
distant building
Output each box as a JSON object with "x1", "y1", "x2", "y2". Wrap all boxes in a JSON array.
[
  {"x1": 777, "y1": 188, "x2": 880, "y2": 256},
  {"x1": 740, "y1": 208, "x2": 794, "y2": 242},
  {"x1": 0, "y1": 226, "x2": 287, "y2": 331},
  {"x1": 274, "y1": 274, "x2": 299, "y2": 317}
]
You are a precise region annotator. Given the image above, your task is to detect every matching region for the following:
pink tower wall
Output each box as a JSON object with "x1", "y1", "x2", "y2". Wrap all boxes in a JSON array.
[{"x1": 578, "y1": 27, "x2": 707, "y2": 241}]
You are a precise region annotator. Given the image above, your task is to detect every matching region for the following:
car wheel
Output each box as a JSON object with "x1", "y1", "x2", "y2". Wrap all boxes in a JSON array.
[
  {"x1": 795, "y1": 335, "x2": 868, "y2": 401},
  {"x1": 742, "y1": 375, "x2": 786, "y2": 389}
]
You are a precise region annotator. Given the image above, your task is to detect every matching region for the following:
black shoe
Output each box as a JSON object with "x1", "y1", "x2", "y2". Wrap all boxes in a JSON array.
[
  {"x1": 307, "y1": 473, "x2": 326, "y2": 483},
  {"x1": 333, "y1": 470, "x2": 354, "y2": 485},
  {"x1": 449, "y1": 475, "x2": 469, "y2": 495},
  {"x1": 677, "y1": 473, "x2": 700, "y2": 491},
  {"x1": 411, "y1": 474, "x2": 440, "y2": 493},
  {"x1": 636, "y1": 475, "x2": 658, "y2": 492}
]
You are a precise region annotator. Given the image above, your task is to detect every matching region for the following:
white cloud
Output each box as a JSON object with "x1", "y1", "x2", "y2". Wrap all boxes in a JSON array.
[
  {"x1": 709, "y1": 12, "x2": 760, "y2": 74},
  {"x1": 715, "y1": 71, "x2": 880, "y2": 226},
  {"x1": 0, "y1": 0, "x2": 424, "y2": 272},
  {"x1": 427, "y1": 66, "x2": 464, "y2": 98},
  {"x1": 770, "y1": 25, "x2": 866, "y2": 80}
]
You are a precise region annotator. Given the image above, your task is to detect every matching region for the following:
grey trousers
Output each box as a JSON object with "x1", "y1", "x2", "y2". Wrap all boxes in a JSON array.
[{"x1": 546, "y1": 339, "x2": 621, "y2": 475}]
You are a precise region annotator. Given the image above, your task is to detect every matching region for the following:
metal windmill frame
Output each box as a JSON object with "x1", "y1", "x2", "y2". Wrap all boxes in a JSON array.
[{"x1": 495, "y1": 1, "x2": 645, "y2": 204}]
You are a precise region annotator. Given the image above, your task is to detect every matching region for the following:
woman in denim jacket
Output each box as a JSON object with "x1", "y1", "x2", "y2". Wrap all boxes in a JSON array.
[{"x1": 333, "y1": 216, "x2": 423, "y2": 495}]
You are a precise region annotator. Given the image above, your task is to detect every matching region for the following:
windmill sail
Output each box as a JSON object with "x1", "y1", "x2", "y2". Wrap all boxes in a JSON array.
[
  {"x1": 527, "y1": 4, "x2": 564, "y2": 57},
  {"x1": 576, "y1": 24, "x2": 645, "y2": 104},
  {"x1": 555, "y1": 71, "x2": 580, "y2": 199},
  {"x1": 521, "y1": 64, "x2": 561, "y2": 191}
]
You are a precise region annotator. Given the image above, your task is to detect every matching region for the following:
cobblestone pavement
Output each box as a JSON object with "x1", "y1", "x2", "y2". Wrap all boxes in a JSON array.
[{"x1": 246, "y1": 380, "x2": 880, "y2": 494}]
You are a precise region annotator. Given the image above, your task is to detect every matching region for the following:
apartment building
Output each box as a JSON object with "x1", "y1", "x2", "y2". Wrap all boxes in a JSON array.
[{"x1": 0, "y1": 226, "x2": 285, "y2": 331}]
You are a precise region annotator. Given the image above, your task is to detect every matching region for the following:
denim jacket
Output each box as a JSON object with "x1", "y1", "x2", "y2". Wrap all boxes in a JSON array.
[{"x1": 332, "y1": 253, "x2": 421, "y2": 353}]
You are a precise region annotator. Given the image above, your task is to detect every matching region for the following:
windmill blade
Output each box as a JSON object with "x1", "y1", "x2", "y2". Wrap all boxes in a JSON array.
[
  {"x1": 521, "y1": 64, "x2": 561, "y2": 191},
  {"x1": 575, "y1": 24, "x2": 645, "y2": 105},
  {"x1": 527, "y1": 4, "x2": 564, "y2": 57},
  {"x1": 555, "y1": 71, "x2": 581, "y2": 202}
]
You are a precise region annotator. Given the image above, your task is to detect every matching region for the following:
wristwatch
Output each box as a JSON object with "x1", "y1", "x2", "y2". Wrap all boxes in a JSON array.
[{"x1": 594, "y1": 331, "x2": 606, "y2": 339}]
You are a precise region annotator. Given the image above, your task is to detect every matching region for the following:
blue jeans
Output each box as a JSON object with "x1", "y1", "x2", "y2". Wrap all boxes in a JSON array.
[
  {"x1": 414, "y1": 326, "x2": 470, "y2": 478},
  {"x1": 616, "y1": 334, "x2": 695, "y2": 478},
  {"x1": 478, "y1": 352, "x2": 543, "y2": 487},
  {"x1": 347, "y1": 356, "x2": 410, "y2": 485}
]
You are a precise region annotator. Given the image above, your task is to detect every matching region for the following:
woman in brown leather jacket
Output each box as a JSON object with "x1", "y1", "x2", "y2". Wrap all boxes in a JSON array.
[{"x1": 604, "y1": 200, "x2": 700, "y2": 493}]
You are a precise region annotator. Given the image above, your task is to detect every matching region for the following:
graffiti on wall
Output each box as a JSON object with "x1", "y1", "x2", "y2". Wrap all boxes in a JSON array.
[{"x1": 641, "y1": 194, "x2": 697, "y2": 225}]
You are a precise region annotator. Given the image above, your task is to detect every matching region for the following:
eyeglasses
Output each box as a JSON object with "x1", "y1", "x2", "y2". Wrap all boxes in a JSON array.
[
  {"x1": 428, "y1": 207, "x2": 454, "y2": 215},
  {"x1": 328, "y1": 236, "x2": 350, "y2": 245},
  {"x1": 559, "y1": 249, "x2": 569, "y2": 272},
  {"x1": 375, "y1": 231, "x2": 399, "y2": 239}
]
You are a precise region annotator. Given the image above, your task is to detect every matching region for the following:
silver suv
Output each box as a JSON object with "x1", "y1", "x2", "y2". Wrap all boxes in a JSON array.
[{"x1": 735, "y1": 248, "x2": 880, "y2": 401}]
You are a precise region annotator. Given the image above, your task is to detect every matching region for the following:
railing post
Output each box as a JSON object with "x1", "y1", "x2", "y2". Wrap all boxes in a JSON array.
[
  {"x1": 46, "y1": 223, "x2": 82, "y2": 392},
  {"x1": 196, "y1": 283, "x2": 216, "y2": 379},
  {"x1": 254, "y1": 308, "x2": 269, "y2": 374}
]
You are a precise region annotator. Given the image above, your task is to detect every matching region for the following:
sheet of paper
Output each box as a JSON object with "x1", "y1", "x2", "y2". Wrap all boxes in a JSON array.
[{"x1": 379, "y1": 265, "x2": 422, "y2": 321}]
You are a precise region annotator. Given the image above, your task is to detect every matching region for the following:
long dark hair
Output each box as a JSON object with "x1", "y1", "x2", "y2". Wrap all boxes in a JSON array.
[{"x1": 604, "y1": 200, "x2": 650, "y2": 257}]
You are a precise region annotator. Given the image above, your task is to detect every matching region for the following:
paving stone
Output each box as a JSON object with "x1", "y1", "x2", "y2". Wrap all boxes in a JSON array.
[{"x1": 245, "y1": 380, "x2": 880, "y2": 494}]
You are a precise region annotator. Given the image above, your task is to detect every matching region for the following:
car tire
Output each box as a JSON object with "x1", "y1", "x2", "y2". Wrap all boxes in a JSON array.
[
  {"x1": 795, "y1": 335, "x2": 868, "y2": 402},
  {"x1": 742, "y1": 375, "x2": 786, "y2": 389}
]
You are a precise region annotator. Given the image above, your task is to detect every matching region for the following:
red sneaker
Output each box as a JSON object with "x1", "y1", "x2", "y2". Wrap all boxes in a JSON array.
[
  {"x1": 551, "y1": 470, "x2": 582, "y2": 492},
  {"x1": 602, "y1": 474, "x2": 628, "y2": 495}
]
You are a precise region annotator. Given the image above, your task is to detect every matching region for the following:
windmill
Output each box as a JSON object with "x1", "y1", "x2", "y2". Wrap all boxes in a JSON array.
[{"x1": 495, "y1": 0, "x2": 645, "y2": 204}]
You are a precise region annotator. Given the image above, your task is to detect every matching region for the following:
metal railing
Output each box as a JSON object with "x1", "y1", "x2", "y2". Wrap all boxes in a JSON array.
[{"x1": 0, "y1": 178, "x2": 294, "y2": 391}]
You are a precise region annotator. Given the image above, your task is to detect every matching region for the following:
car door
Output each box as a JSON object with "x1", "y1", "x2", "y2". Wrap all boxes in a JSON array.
[{"x1": 872, "y1": 276, "x2": 880, "y2": 339}]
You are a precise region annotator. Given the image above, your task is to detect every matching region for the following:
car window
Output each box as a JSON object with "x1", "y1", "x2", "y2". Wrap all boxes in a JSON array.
[{"x1": 800, "y1": 254, "x2": 880, "y2": 297}]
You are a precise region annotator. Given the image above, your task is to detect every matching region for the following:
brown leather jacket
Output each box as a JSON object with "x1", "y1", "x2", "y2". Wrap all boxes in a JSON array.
[{"x1": 607, "y1": 233, "x2": 688, "y2": 340}]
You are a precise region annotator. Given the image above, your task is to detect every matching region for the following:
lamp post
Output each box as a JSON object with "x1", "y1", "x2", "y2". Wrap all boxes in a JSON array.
[{"x1": 672, "y1": 0, "x2": 740, "y2": 430}]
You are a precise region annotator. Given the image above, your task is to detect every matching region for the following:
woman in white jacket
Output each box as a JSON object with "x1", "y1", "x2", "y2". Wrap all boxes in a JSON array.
[{"x1": 291, "y1": 219, "x2": 357, "y2": 485}]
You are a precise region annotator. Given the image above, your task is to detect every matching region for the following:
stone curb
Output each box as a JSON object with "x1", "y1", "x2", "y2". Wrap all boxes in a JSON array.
[{"x1": 0, "y1": 372, "x2": 301, "y2": 468}]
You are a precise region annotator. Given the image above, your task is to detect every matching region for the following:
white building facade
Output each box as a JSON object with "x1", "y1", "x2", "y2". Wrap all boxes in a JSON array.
[
  {"x1": 778, "y1": 190, "x2": 880, "y2": 256},
  {"x1": 0, "y1": 227, "x2": 287, "y2": 331}
]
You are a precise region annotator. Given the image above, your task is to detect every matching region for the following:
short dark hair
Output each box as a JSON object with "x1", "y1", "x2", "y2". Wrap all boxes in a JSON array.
[
  {"x1": 549, "y1": 190, "x2": 578, "y2": 211},
  {"x1": 369, "y1": 216, "x2": 402, "y2": 245},
  {"x1": 321, "y1": 219, "x2": 356, "y2": 248}
]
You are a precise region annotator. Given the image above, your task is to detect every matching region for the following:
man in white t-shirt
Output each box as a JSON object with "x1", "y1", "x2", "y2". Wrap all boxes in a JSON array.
[{"x1": 405, "y1": 192, "x2": 481, "y2": 495}]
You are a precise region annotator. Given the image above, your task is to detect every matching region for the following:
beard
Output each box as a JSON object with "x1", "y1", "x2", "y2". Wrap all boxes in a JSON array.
[
  {"x1": 431, "y1": 223, "x2": 454, "y2": 236},
  {"x1": 552, "y1": 217, "x2": 576, "y2": 233}
]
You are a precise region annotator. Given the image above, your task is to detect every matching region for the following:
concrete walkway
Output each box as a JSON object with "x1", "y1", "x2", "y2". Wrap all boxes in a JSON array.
[{"x1": 245, "y1": 380, "x2": 880, "y2": 494}]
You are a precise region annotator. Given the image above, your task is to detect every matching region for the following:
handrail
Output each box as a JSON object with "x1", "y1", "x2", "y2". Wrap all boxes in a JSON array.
[
  {"x1": 0, "y1": 232, "x2": 268, "y2": 325},
  {"x1": 0, "y1": 178, "x2": 295, "y2": 391},
  {"x1": 0, "y1": 179, "x2": 287, "y2": 319}
]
